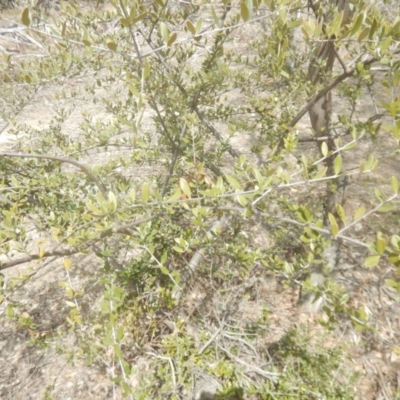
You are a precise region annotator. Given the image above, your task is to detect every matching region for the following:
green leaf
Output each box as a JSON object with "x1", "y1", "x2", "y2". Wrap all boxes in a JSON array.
[
  {"x1": 314, "y1": 166, "x2": 327, "y2": 180},
  {"x1": 385, "y1": 279, "x2": 400, "y2": 291},
  {"x1": 160, "y1": 266, "x2": 169, "y2": 275},
  {"x1": 167, "y1": 32, "x2": 177, "y2": 47},
  {"x1": 374, "y1": 188, "x2": 384, "y2": 202},
  {"x1": 195, "y1": 18, "x2": 203, "y2": 35},
  {"x1": 364, "y1": 255, "x2": 380, "y2": 268},
  {"x1": 380, "y1": 36, "x2": 392, "y2": 55},
  {"x1": 240, "y1": 1, "x2": 249, "y2": 22},
  {"x1": 132, "y1": 12, "x2": 147, "y2": 25},
  {"x1": 211, "y1": 6, "x2": 220, "y2": 26},
  {"x1": 368, "y1": 18, "x2": 378, "y2": 39},
  {"x1": 21, "y1": 8, "x2": 31, "y2": 27},
  {"x1": 107, "y1": 42, "x2": 117, "y2": 51},
  {"x1": 378, "y1": 203, "x2": 396, "y2": 212},
  {"x1": 287, "y1": 20, "x2": 302, "y2": 29},
  {"x1": 354, "y1": 205, "x2": 366, "y2": 220},
  {"x1": 86, "y1": 200, "x2": 103, "y2": 216},
  {"x1": 328, "y1": 213, "x2": 339, "y2": 236},
  {"x1": 117, "y1": 326, "x2": 124, "y2": 341},
  {"x1": 335, "y1": 204, "x2": 346, "y2": 224},
  {"x1": 350, "y1": 12, "x2": 364, "y2": 37},
  {"x1": 320, "y1": 142, "x2": 328, "y2": 157},
  {"x1": 186, "y1": 20, "x2": 196, "y2": 35},
  {"x1": 108, "y1": 191, "x2": 118, "y2": 210},
  {"x1": 179, "y1": 178, "x2": 191, "y2": 198},
  {"x1": 331, "y1": 222, "x2": 339, "y2": 237},
  {"x1": 333, "y1": 154, "x2": 342, "y2": 175},
  {"x1": 161, "y1": 250, "x2": 168, "y2": 264},
  {"x1": 159, "y1": 22, "x2": 169, "y2": 43},
  {"x1": 128, "y1": 188, "x2": 136, "y2": 203},
  {"x1": 358, "y1": 27, "x2": 370, "y2": 42},
  {"x1": 142, "y1": 182, "x2": 150, "y2": 203},
  {"x1": 391, "y1": 176, "x2": 399, "y2": 194},
  {"x1": 390, "y1": 235, "x2": 400, "y2": 249},
  {"x1": 173, "y1": 246, "x2": 184, "y2": 253},
  {"x1": 376, "y1": 237, "x2": 386, "y2": 255},
  {"x1": 225, "y1": 174, "x2": 241, "y2": 189},
  {"x1": 343, "y1": 141, "x2": 356, "y2": 150},
  {"x1": 236, "y1": 194, "x2": 248, "y2": 207},
  {"x1": 120, "y1": 18, "x2": 131, "y2": 27}
]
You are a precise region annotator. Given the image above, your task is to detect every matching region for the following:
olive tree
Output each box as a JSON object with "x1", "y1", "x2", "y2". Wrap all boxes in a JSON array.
[{"x1": 0, "y1": 0, "x2": 399, "y2": 397}]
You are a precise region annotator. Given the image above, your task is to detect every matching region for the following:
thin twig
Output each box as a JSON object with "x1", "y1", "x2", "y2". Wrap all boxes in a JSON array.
[{"x1": 0, "y1": 152, "x2": 107, "y2": 196}]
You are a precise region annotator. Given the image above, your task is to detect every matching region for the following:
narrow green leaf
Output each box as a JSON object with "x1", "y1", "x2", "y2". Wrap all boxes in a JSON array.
[
  {"x1": 225, "y1": 174, "x2": 241, "y2": 189},
  {"x1": 186, "y1": 20, "x2": 196, "y2": 35},
  {"x1": 391, "y1": 176, "x2": 399, "y2": 194},
  {"x1": 179, "y1": 178, "x2": 191, "y2": 198},
  {"x1": 368, "y1": 18, "x2": 378, "y2": 39},
  {"x1": 328, "y1": 213, "x2": 339, "y2": 236},
  {"x1": 358, "y1": 27, "x2": 370, "y2": 42},
  {"x1": 236, "y1": 194, "x2": 248, "y2": 207},
  {"x1": 380, "y1": 36, "x2": 392, "y2": 54},
  {"x1": 160, "y1": 266, "x2": 169, "y2": 275},
  {"x1": 144, "y1": 60, "x2": 151, "y2": 79},
  {"x1": 390, "y1": 235, "x2": 400, "y2": 249},
  {"x1": 377, "y1": 203, "x2": 396, "y2": 212},
  {"x1": 331, "y1": 222, "x2": 339, "y2": 237},
  {"x1": 240, "y1": 1, "x2": 249, "y2": 22},
  {"x1": 195, "y1": 18, "x2": 203, "y2": 35},
  {"x1": 161, "y1": 250, "x2": 168, "y2": 264},
  {"x1": 86, "y1": 200, "x2": 103, "y2": 216},
  {"x1": 320, "y1": 142, "x2": 328, "y2": 157},
  {"x1": 245, "y1": 0, "x2": 253, "y2": 19},
  {"x1": 376, "y1": 238, "x2": 386, "y2": 255},
  {"x1": 314, "y1": 166, "x2": 328, "y2": 180},
  {"x1": 374, "y1": 188, "x2": 384, "y2": 202},
  {"x1": 287, "y1": 20, "x2": 302, "y2": 29},
  {"x1": 343, "y1": 141, "x2": 356, "y2": 150},
  {"x1": 142, "y1": 182, "x2": 150, "y2": 203},
  {"x1": 21, "y1": 8, "x2": 31, "y2": 27},
  {"x1": 117, "y1": 326, "x2": 124, "y2": 341},
  {"x1": 167, "y1": 32, "x2": 177, "y2": 47},
  {"x1": 385, "y1": 279, "x2": 399, "y2": 291},
  {"x1": 108, "y1": 191, "x2": 117, "y2": 210},
  {"x1": 159, "y1": 22, "x2": 169, "y2": 43},
  {"x1": 173, "y1": 246, "x2": 184, "y2": 253},
  {"x1": 120, "y1": 18, "x2": 131, "y2": 27},
  {"x1": 129, "y1": 188, "x2": 136, "y2": 203},
  {"x1": 333, "y1": 154, "x2": 342, "y2": 175},
  {"x1": 335, "y1": 204, "x2": 346, "y2": 224},
  {"x1": 132, "y1": 12, "x2": 147, "y2": 25},
  {"x1": 354, "y1": 205, "x2": 366, "y2": 220},
  {"x1": 211, "y1": 6, "x2": 220, "y2": 26},
  {"x1": 350, "y1": 12, "x2": 364, "y2": 37},
  {"x1": 128, "y1": 84, "x2": 140, "y2": 97}
]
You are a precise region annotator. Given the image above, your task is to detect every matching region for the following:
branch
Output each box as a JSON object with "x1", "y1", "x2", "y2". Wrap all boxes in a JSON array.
[
  {"x1": 0, "y1": 152, "x2": 107, "y2": 197},
  {"x1": 272, "y1": 49, "x2": 400, "y2": 155},
  {"x1": 0, "y1": 248, "x2": 79, "y2": 271},
  {"x1": 0, "y1": 214, "x2": 163, "y2": 271}
]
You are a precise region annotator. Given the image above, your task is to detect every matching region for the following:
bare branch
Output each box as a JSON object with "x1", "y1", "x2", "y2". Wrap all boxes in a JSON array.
[{"x1": 0, "y1": 152, "x2": 108, "y2": 197}]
